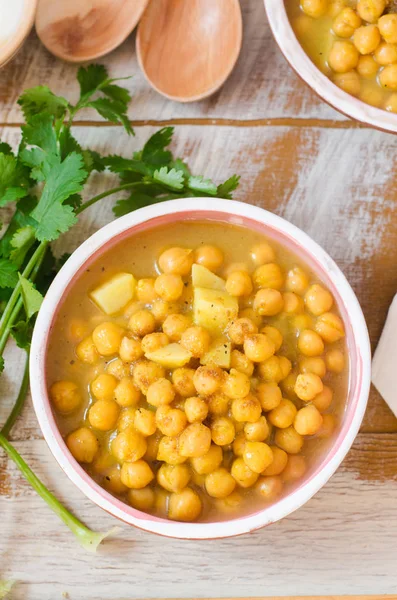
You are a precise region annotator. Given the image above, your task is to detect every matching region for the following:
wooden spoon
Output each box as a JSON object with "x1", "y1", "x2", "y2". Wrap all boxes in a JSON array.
[
  {"x1": 136, "y1": 0, "x2": 243, "y2": 102},
  {"x1": 35, "y1": 0, "x2": 150, "y2": 63},
  {"x1": 0, "y1": 0, "x2": 37, "y2": 68}
]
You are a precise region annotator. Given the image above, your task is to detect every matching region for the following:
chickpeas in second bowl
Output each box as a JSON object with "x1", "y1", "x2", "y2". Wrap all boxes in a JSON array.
[{"x1": 47, "y1": 221, "x2": 348, "y2": 523}]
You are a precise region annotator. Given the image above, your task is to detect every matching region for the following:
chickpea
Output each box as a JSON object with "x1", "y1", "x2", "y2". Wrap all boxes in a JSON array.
[
  {"x1": 156, "y1": 406, "x2": 187, "y2": 437},
  {"x1": 329, "y1": 41, "x2": 359, "y2": 73},
  {"x1": 151, "y1": 299, "x2": 180, "y2": 324},
  {"x1": 353, "y1": 25, "x2": 381, "y2": 54},
  {"x1": 231, "y1": 395, "x2": 261, "y2": 424},
  {"x1": 180, "y1": 326, "x2": 211, "y2": 358},
  {"x1": 294, "y1": 404, "x2": 323, "y2": 436},
  {"x1": 258, "y1": 355, "x2": 292, "y2": 383},
  {"x1": 285, "y1": 266, "x2": 309, "y2": 295},
  {"x1": 257, "y1": 382, "x2": 282, "y2": 411},
  {"x1": 208, "y1": 392, "x2": 230, "y2": 415},
  {"x1": 179, "y1": 423, "x2": 212, "y2": 457},
  {"x1": 231, "y1": 457, "x2": 259, "y2": 488},
  {"x1": 333, "y1": 71, "x2": 361, "y2": 96},
  {"x1": 379, "y1": 63, "x2": 397, "y2": 89},
  {"x1": 134, "y1": 407, "x2": 157, "y2": 436},
  {"x1": 172, "y1": 368, "x2": 196, "y2": 397},
  {"x1": 244, "y1": 416, "x2": 269, "y2": 442},
  {"x1": 299, "y1": 357, "x2": 326, "y2": 378},
  {"x1": 106, "y1": 358, "x2": 130, "y2": 379},
  {"x1": 239, "y1": 307, "x2": 262, "y2": 327},
  {"x1": 128, "y1": 310, "x2": 156, "y2": 337},
  {"x1": 194, "y1": 245, "x2": 223, "y2": 272},
  {"x1": 315, "y1": 312, "x2": 345, "y2": 342},
  {"x1": 50, "y1": 380, "x2": 81, "y2": 413},
  {"x1": 154, "y1": 273, "x2": 184, "y2": 302},
  {"x1": 76, "y1": 335, "x2": 99, "y2": 364},
  {"x1": 205, "y1": 468, "x2": 236, "y2": 498},
  {"x1": 121, "y1": 460, "x2": 154, "y2": 489},
  {"x1": 168, "y1": 487, "x2": 202, "y2": 521},
  {"x1": 157, "y1": 436, "x2": 186, "y2": 465},
  {"x1": 215, "y1": 490, "x2": 243, "y2": 513},
  {"x1": 191, "y1": 444, "x2": 223, "y2": 474},
  {"x1": 114, "y1": 377, "x2": 140, "y2": 407},
  {"x1": 223, "y1": 369, "x2": 251, "y2": 399},
  {"x1": 244, "y1": 333, "x2": 276, "y2": 363},
  {"x1": 360, "y1": 85, "x2": 384, "y2": 106},
  {"x1": 384, "y1": 92, "x2": 397, "y2": 111},
  {"x1": 158, "y1": 247, "x2": 194, "y2": 276},
  {"x1": 128, "y1": 487, "x2": 155, "y2": 511},
  {"x1": 136, "y1": 278, "x2": 157, "y2": 303},
  {"x1": 298, "y1": 329, "x2": 325, "y2": 357},
  {"x1": 162, "y1": 313, "x2": 191, "y2": 341},
  {"x1": 230, "y1": 349, "x2": 254, "y2": 376},
  {"x1": 250, "y1": 242, "x2": 276, "y2": 266},
  {"x1": 112, "y1": 428, "x2": 147, "y2": 463},
  {"x1": 93, "y1": 450, "x2": 115, "y2": 474},
  {"x1": 255, "y1": 476, "x2": 283, "y2": 501},
  {"x1": 295, "y1": 373, "x2": 324, "y2": 401},
  {"x1": 193, "y1": 365, "x2": 223, "y2": 396},
  {"x1": 140, "y1": 332, "x2": 168, "y2": 354},
  {"x1": 117, "y1": 407, "x2": 137, "y2": 431},
  {"x1": 374, "y1": 42, "x2": 397, "y2": 65},
  {"x1": 124, "y1": 301, "x2": 145, "y2": 320},
  {"x1": 357, "y1": 0, "x2": 385, "y2": 23},
  {"x1": 356, "y1": 55, "x2": 378, "y2": 79},
  {"x1": 227, "y1": 318, "x2": 258, "y2": 345},
  {"x1": 232, "y1": 432, "x2": 246, "y2": 457},
  {"x1": 280, "y1": 370, "x2": 298, "y2": 398},
  {"x1": 304, "y1": 284, "x2": 333, "y2": 316},
  {"x1": 328, "y1": 1, "x2": 346, "y2": 18},
  {"x1": 316, "y1": 413, "x2": 336, "y2": 438},
  {"x1": 379, "y1": 13, "x2": 397, "y2": 43},
  {"x1": 146, "y1": 378, "x2": 175, "y2": 408},
  {"x1": 119, "y1": 336, "x2": 143, "y2": 363},
  {"x1": 243, "y1": 441, "x2": 273, "y2": 474},
  {"x1": 283, "y1": 292, "x2": 304, "y2": 314},
  {"x1": 225, "y1": 271, "x2": 253, "y2": 297},
  {"x1": 144, "y1": 432, "x2": 161, "y2": 461},
  {"x1": 92, "y1": 322, "x2": 123, "y2": 356},
  {"x1": 275, "y1": 426, "x2": 304, "y2": 454},
  {"x1": 91, "y1": 373, "x2": 117, "y2": 401},
  {"x1": 157, "y1": 463, "x2": 191, "y2": 493},
  {"x1": 293, "y1": 313, "x2": 313, "y2": 332},
  {"x1": 133, "y1": 359, "x2": 165, "y2": 394},
  {"x1": 183, "y1": 396, "x2": 207, "y2": 423},
  {"x1": 268, "y1": 398, "x2": 297, "y2": 429},
  {"x1": 325, "y1": 348, "x2": 345, "y2": 373},
  {"x1": 333, "y1": 7, "x2": 362, "y2": 37},
  {"x1": 211, "y1": 417, "x2": 235, "y2": 446},
  {"x1": 66, "y1": 427, "x2": 98, "y2": 463},
  {"x1": 301, "y1": 0, "x2": 328, "y2": 18},
  {"x1": 312, "y1": 385, "x2": 333, "y2": 411},
  {"x1": 260, "y1": 328, "x2": 282, "y2": 354},
  {"x1": 103, "y1": 465, "x2": 128, "y2": 495},
  {"x1": 253, "y1": 263, "x2": 284, "y2": 290},
  {"x1": 282, "y1": 455, "x2": 307, "y2": 482},
  {"x1": 88, "y1": 399, "x2": 119, "y2": 431},
  {"x1": 154, "y1": 488, "x2": 169, "y2": 516},
  {"x1": 262, "y1": 446, "x2": 288, "y2": 476}
]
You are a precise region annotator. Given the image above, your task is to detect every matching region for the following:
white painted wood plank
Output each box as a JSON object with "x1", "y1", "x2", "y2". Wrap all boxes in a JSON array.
[
  {"x1": 1, "y1": 439, "x2": 397, "y2": 599},
  {"x1": 0, "y1": 1, "x2": 342, "y2": 123}
]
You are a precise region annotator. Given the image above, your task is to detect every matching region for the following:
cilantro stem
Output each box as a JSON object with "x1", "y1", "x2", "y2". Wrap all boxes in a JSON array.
[
  {"x1": 76, "y1": 182, "x2": 143, "y2": 214},
  {"x1": 0, "y1": 432, "x2": 117, "y2": 552},
  {"x1": 1, "y1": 351, "x2": 29, "y2": 438},
  {"x1": 0, "y1": 298, "x2": 23, "y2": 356}
]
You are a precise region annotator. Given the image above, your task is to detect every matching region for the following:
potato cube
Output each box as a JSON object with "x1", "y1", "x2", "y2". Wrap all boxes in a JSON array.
[
  {"x1": 201, "y1": 337, "x2": 231, "y2": 369},
  {"x1": 192, "y1": 264, "x2": 226, "y2": 291},
  {"x1": 145, "y1": 343, "x2": 192, "y2": 368},
  {"x1": 90, "y1": 273, "x2": 136, "y2": 315},
  {"x1": 193, "y1": 287, "x2": 238, "y2": 335}
]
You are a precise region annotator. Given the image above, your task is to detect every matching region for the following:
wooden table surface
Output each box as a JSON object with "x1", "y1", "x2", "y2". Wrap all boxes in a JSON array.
[{"x1": 1, "y1": 2, "x2": 397, "y2": 599}]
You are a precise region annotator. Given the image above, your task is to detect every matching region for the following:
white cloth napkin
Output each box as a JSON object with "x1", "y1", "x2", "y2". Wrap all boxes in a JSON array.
[{"x1": 372, "y1": 294, "x2": 397, "y2": 417}]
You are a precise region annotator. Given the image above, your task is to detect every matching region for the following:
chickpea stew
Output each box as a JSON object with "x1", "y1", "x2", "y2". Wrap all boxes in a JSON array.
[
  {"x1": 286, "y1": 0, "x2": 397, "y2": 112},
  {"x1": 47, "y1": 221, "x2": 348, "y2": 523}
]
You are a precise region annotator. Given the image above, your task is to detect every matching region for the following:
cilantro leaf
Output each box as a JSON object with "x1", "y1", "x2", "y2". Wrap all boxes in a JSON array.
[
  {"x1": 142, "y1": 127, "x2": 174, "y2": 166},
  {"x1": 0, "y1": 355, "x2": 4, "y2": 373},
  {"x1": 188, "y1": 175, "x2": 217, "y2": 196},
  {"x1": 9, "y1": 226, "x2": 35, "y2": 267},
  {"x1": 153, "y1": 167, "x2": 184, "y2": 191},
  {"x1": 0, "y1": 198, "x2": 38, "y2": 261},
  {"x1": 217, "y1": 174, "x2": 240, "y2": 199},
  {"x1": 170, "y1": 158, "x2": 191, "y2": 177},
  {"x1": 0, "y1": 153, "x2": 30, "y2": 206},
  {"x1": 0, "y1": 142, "x2": 12, "y2": 155},
  {"x1": 11, "y1": 319, "x2": 33, "y2": 351},
  {"x1": 113, "y1": 192, "x2": 164, "y2": 217},
  {"x1": 84, "y1": 98, "x2": 134, "y2": 135},
  {"x1": 30, "y1": 152, "x2": 86, "y2": 241},
  {"x1": 77, "y1": 64, "x2": 109, "y2": 98},
  {"x1": 19, "y1": 275, "x2": 43, "y2": 318},
  {"x1": 21, "y1": 114, "x2": 58, "y2": 158},
  {"x1": 18, "y1": 86, "x2": 69, "y2": 120},
  {"x1": 104, "y1": 156, "x2": 150, "y2": 176},
  {"x1": 101, "y1": 83, "x2": 131, "y2": 106},
  {"x1": 0, "y1": 259, "x2": 18, "y2": 288}
]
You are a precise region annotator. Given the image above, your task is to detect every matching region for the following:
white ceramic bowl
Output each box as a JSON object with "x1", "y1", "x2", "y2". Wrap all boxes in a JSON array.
[
  {"x1": 0, "y1": 0, "x2": 37, "y2": 68},
  {"x1": 264, "y1": 1, "x2": 397, "y2": 134},
  {"x1": 30, "y1": 198, "x2": 371, "y2": 539}
]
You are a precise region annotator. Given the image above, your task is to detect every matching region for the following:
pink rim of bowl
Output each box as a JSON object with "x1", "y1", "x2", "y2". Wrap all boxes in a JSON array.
[
  {"x1": 264, "y1": 1, "x2": 397, "y2": 134},
  {"x1": 30, "y1": 198, "x2": 371, "y2": 540}
]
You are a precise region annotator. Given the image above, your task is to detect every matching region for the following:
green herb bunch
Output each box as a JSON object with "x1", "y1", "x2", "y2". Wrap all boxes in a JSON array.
[{"x1": 0, "y1": 65, "x2": 240, "y2": 551}]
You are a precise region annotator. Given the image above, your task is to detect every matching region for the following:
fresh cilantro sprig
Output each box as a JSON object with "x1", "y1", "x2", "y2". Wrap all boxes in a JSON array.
[{"x1": 0, "y1": 64, "x2": 240, "y2": 552}]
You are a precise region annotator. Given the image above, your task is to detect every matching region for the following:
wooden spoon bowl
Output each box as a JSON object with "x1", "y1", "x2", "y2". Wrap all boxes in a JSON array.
[
  {"x1": 0, "y1": 0, "x2": 37, "y2": 68},
  {"x1": 137, "y1": 0, "x2": 243, "y2": 102},
  {"x1": 36, "y1": 0, "x2": 150, "y2": 63}
]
